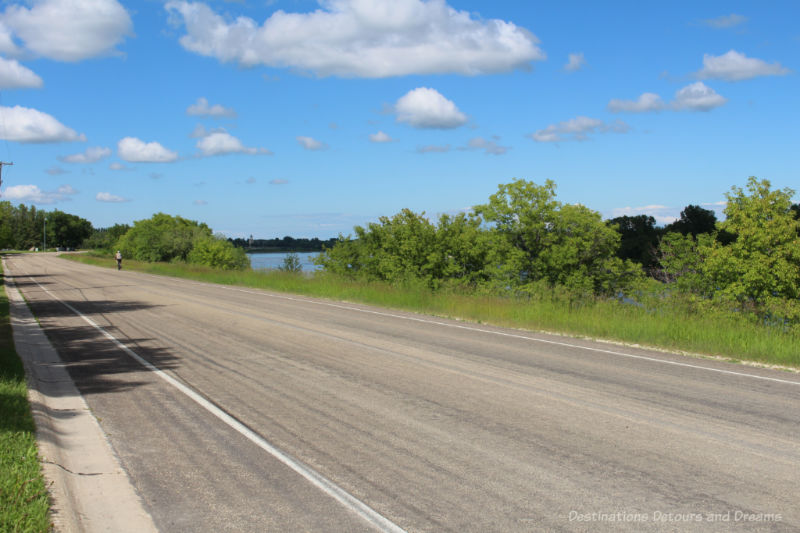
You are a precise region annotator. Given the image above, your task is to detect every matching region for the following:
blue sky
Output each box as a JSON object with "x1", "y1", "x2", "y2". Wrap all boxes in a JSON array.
[{"x1": 0, "y1": 0, "x2": 796, "y2": 238}]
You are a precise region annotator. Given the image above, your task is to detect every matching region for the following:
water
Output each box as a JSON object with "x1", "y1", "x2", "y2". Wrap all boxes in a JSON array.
[{"x1": 248, "y1": 251, "x2": 322, "y2": 272}]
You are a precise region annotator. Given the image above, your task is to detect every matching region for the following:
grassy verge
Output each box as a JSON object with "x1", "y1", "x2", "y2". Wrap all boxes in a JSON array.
[
  {"x1": 0, "y1": 262, "x2": 52, "y2": 532},
  {"x1": 63, "y1": 253, "x2": 800, "y2": 368}
]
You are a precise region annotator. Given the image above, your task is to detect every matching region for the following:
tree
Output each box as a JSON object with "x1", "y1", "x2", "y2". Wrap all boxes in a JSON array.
[
  {"x1": 701, "y1": 177, "x2": 800, "y2": 318},
  {"x1": 607, "y1": 214, "x2": 660, "y2": 269},
  {"x1": 46, "y1": 210, "x2": 92, "y2": 249},
  {"x1": 84, "y1": 223, "x2": 131, "y2": 251},
  {"x1": 278, "y1": 252, "x2": 302, "y2": 273},
  {"x1": 474, "y1": 179, "x2": 641, "y2": 295},
  {"x1": 187, "y1": 235, "x2": 250, "y2": 270},
  {"x1": 117, "y1": 213, "x2": 211, "y2": 262},
  {"x1": 664, "y1": 204, "x2": 717, "y2": 237}
]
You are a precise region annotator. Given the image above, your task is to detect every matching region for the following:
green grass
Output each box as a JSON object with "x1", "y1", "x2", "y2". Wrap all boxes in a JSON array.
[
  {"x1": 64, "y1": 253, "x2": 800, "y2": 368},
  {"x1": 0, "y1": 263, "x2": 52, "y2": 532}
]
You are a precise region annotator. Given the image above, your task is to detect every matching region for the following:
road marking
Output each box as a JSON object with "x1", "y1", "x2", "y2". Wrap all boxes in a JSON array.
[{"x1": 26, "y1": 276, "x2": 407, "y2": 533}]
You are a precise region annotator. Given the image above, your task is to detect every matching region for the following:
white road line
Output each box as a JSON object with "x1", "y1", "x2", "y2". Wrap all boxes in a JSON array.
[{"x1": 27, "y1": 276, "x2": 407, "y2": 533}]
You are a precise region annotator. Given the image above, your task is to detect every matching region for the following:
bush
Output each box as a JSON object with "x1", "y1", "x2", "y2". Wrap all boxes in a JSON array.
[{"x1": 187, "y1": 235, "x2": 250, "y2": 270}]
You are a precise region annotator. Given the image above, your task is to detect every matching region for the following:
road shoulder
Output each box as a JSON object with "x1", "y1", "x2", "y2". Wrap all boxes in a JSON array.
[{"x1": 4, "y1": 263, "x2": 158, "y2": 533}]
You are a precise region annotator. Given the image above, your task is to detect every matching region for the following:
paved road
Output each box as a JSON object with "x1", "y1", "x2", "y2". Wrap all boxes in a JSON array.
[{"x1": 5, "y1": 253, "x2": 800, "y2": 532}]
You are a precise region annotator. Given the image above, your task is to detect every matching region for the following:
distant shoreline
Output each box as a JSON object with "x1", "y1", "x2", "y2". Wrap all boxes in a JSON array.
[{"x1": 245, "y1": 247, "x2": 327, "y2": 254}]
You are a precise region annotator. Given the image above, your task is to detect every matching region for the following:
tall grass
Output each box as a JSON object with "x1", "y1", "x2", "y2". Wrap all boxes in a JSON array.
[
  {"x1": 64, "y1": 253, "x2": 800, "y2": 367},
  {"x1": 0, "y1": 262, "x2": 52, "y2": 532}
]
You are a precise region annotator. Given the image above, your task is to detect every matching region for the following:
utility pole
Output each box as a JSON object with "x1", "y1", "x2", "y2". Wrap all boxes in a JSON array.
[
  {"x1": 43, "y1": 217, "x2": 46, "y2": 252},
  {"x1": 0, "y1": 161, "x2": 12, "y2": 191}
]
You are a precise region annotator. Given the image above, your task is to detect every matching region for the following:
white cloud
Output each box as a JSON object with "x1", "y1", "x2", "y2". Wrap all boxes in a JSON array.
[
  {"x1": 672, "y1": 82, "x2": 727, "y2": 111},
  {"x1": 196, "y1": 131, "x2": 271, "y2": 156},
  {"x1": 109, "y1": 162, "x2": 132, "y2": 171},
  {"x1": 607, "y1": 92, "x2": 665, "y2": 113},
  {"x1": 464, "y1": 137, "x2": 509, "y2": 155},
  {"x1": 246, "y1": 177, "x2": 256, "y2": 184},
  {"x1": 165, "y1": 0, "x2": 544, "y2": 78},
  {"x1": 186, "y1": 97, "x2": 236, "y2": 118},
  {"x1": 610, "y1": 205, "x2": 678, "y2": 225},
  {"x1": 701, "y1": 14, "x2": 747, "y2": 29},
  {"x1": 530, "y1": 116, "x2": 629, "y2": 143},
  {"x1": 269, "y1": 179, "x2": 288, "y2": 185},
  {"x1": 417, "y1": 144, "x2": 450, "y2": 154},
  {"x1": 60, "y1": 146, "x2": 111, "y2": 163},
  {"x1": 193, "y1": 199, "x2": 207, "y2": 205},
  {"x1": 369, "y1": 131, "x2": 393, "y2": 143},
  {"x1": 0, "y1": 56, "x2": 42, "y2": 88},
  {"x1": 117, "y1": 137, "x2": 178, "y2": 163},
  {"x1": 96, "y1": 191, "x2": 129, "y2": 203},
  {"x1": 696, "y1": 50, "x2": 789, "y2": 81},
  {"x1": 297, "y1": 136, "x2": 327, "y2": 151},
  {"x1": 395, "y1": 87, "x2": 467, "y2": 129},
  {"x1": 564, "y1": 52, "x2": 585, "y2": 72},
  {"x1": 1, "y1": 0, "x2": 133, "y2": 62},
  {"x1": 3, "y1": 183, "x2": 78, "y2": 204},
  {"x1": 0, "y1": 105, "x2": 85, "y2": 142}
]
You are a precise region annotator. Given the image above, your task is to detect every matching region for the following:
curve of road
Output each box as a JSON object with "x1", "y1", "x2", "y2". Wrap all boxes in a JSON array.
[{"x1": 5, "y1": 253, "x2": 800, "y2": 532}]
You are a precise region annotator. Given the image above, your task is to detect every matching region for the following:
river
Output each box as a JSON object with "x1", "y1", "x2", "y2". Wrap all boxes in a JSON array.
[{"x1": 248, "y1": 251, "x2": 323, "y2": 272}]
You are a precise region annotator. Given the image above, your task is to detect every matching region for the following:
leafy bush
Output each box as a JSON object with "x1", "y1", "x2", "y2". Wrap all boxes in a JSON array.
[{"x1": 187, "y1": 235, "x2": 250, "y2": 270}]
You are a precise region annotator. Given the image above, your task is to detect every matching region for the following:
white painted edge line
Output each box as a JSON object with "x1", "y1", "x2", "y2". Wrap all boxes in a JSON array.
[
  {"x1": 151, "y1": 275, "x2": 800, "y2": 388},
  {"x1": 27, "y1": 276, "x2": 406, "y2": 533}
]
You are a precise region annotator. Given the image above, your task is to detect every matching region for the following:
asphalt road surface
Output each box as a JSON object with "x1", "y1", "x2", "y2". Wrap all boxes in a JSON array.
[{"x1": 5, "y1": 253, "x2": 800, "y2": 532}]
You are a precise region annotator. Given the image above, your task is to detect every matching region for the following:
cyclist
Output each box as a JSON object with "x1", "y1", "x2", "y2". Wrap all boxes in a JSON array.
[{"x1": 115, "y1": 250, "x2": 122, "y2": 270}]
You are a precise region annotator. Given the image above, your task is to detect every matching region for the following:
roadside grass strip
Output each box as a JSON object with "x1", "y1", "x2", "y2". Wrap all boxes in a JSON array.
[
  {"x1": 0, "y1": 264, "x2": 52, "y2": 532},
  {"x1": 64, "y1": 254, "x2": 800, "y2": 368}
]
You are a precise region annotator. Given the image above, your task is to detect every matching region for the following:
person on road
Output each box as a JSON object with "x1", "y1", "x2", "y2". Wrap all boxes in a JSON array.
[{"x1": 115, "y1": 250, "x2": 122, "y2": 270}]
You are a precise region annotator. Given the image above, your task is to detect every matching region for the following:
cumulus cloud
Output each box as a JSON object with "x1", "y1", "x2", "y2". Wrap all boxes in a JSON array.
[
  {"x1": 696, "y1": 50, "x2": 789, "y2": 81},
  {"x1": 0, "y1": 0, "x2": 133, "y2": 62},
  {"x1": 672, "y1": 82, "x2": 727, "y2": 111},
  {"x1": 417, "y1": 144, "x2": 450, "y2": 154},
  {"x1": 297, "y1": 136, "x2": 327, "y2": 150},
  {"x1": 96, "y1": 191, "x2": 129, "y2": 203},
  {"x1": 395, "y1": 87, "x2": 467, "y2": 129},
  {"x1": 196, "y1": 131, "x2": 271, "y2": 156},
  {"x1": 109, "y1": 162, "x2": 132, "y2": 171},
  {"x1": 607, "y1": 92, "x2": 665, "y2": 113},
  {"x1": 463, "y1": 137, "x2": 509, "y2": 155},
  {"x1": 165, "y1": 0, "x2": 544, "y2": 78},
  {"x1": 530, "y1": 116, "x2": 629, "y2": 143},
  {"x1": 564, "y1": 52, "x2": 585, "y2": 72},
  {"x1": 0, "y1": 105, "x2": 85, "y2": 142},
  {"x1": 369, "y1": 131, "x2": 393, "y2": 143},
  {"x1": 186, "y1": 97, "x2": 236, "y2": 118},
  {"x1": 3, "y1": 183, "x2": 78, "y2": 204},
  {"x1": 701, "y1": 14, "x2": 747, "y2": 29},
  {"x1": 0, "y1": 56, "x2": 42, "y2": 88},
  {"x1": 117, "y1": 137, "x2": 178, "y2": 163},
  {"x1": 60, "y1": 146, "x2": 111, "y2": 163}
]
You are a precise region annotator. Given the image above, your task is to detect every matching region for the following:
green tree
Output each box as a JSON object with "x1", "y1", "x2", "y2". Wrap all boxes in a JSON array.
[
  {"x1": 117, "y1": 213, "x2": 211, "y2": 262},
  {"x1": 702, "y1": 177, "x2": 800, "y2": 318},
  {"x1": 84, "y1": 223, "x2": 131, "y2": 251},
  {"x1": 187, "y1": 235, "x2": 250, "y2": 270},
  {"x1": 607, "y1": 214, "x2": 660, "y2": 269},
  {"x1": 474, "y1": 179, "x2": 641, "y2": 295},
  {"x1": 664, "y1": 204, "x2": 717, "y2": 237},
  {"x1": 46, "y1": 210, "x2": 93, "y2": 249}
]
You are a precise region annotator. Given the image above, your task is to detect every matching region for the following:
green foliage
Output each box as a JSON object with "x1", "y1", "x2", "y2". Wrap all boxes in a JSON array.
[
  {"x1": 607, "y1": 214, "x2": 660, "y2": 270},
  {"x1": 83, "y1": 223, "x2": 131, "y2": 251},
  {"x1": 117, "y1": 213, "x2": 212, "y2": 263},
  {"x1": 187, "y1": 235, "x2": 250, "y2": 270},
  {"x1": 664, "y1": 204, "x2": 718, "y2": 237},
  {"x1": 46, "y1": 210, "x2": 93, "y2": 249},
  {"x1": 701, "y1": 177, "x2": 800, "y2": 320},
  {"x1": 278, "y1": 252, "x2": 303, "y2": 273},
  {"x1": 475, "y1": 179, "x2": 641, "y2": 295},
  {"x1": 0, "y1": 201, "x2": 47, "y2": 250}
]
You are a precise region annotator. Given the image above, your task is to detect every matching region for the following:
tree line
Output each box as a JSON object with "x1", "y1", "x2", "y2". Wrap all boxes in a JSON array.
[
  {"x1": 316, "y1": 177, "x2": 800, "y2": 326},
  {"x1": 228, "y1": 235, "x2": 338, "y2": 252},
  {"x1": 0, "y1": 202, "x2": 92, "y2": 250}
]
